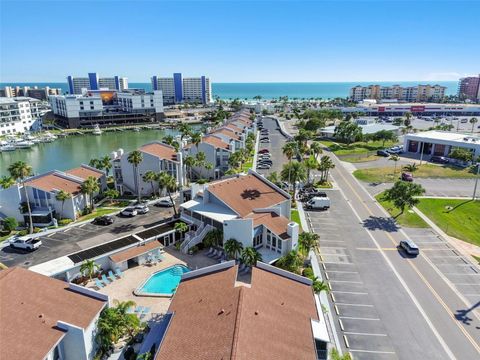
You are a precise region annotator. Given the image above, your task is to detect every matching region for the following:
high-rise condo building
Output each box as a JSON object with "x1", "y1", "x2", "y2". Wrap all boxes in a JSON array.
[
  {"x1": 458, "y1": 74, "x2": 480, "y2": 102},
  {"x1": 350, "y1": 84, "x2": 446, "y2": 102},
  {"x1": 0, "y1": 97, "x2": 43, "y2": 135},
  {"x1": 67, "y1": 73, "x2": 128, "y2": 94},
  {"x1": 151, "y1": 73, "x2": 212, "y2": 105},
  {"x1": 0, "y1": 86, "x2": 61, "y2": 100}
]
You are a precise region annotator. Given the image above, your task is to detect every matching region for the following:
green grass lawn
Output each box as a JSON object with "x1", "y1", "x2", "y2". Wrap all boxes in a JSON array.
[
  {"x1": 76, "y1": 208, "x2": 118, "y2": 222},
  {"x1": 375, "y1": 192, "x2": 429, "y2": 228},
  {"x1": 354, "y1": 164, "x2": 477, "y2": 183},
  {"x1": 320, "y1": 140, "x2": 397, "y2": 156},
  {"x1": 416, "y1": 199, "x2": 480, "y2": 246},
  {"x1": 291, "y1": 209, "x2": 302, "y2": 230},
  {"x1": 340, "y1": 154, "x2": 380, "y2": 163}
]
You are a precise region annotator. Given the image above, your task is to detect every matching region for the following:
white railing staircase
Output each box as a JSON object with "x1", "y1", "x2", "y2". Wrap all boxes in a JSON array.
[{"x1": 180, "y1": 224, "x2": 214, "y2": 253}]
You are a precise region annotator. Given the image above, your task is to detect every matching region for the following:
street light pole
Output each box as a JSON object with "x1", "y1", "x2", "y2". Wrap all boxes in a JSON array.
[{"x1": 473, "y1": 163, "x2": 480, "y2": 200}]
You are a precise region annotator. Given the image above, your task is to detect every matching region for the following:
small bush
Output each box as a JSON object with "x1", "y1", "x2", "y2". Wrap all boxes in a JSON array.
[
  {"x1": 59, "y1": 218, "x2": 73, "y2": 226},
  {"x1": 2, "y1": 217, "x2": 18, "y2": 233},
  {"x1": 188, "y1": 245, "x2": 199, "y2": 255},
  {"x1": 302, "y1": 267, "x2": 314, "y2": 279},
  {"x1": 17, "y1": 230, "x2": 28, "y2": 236}
]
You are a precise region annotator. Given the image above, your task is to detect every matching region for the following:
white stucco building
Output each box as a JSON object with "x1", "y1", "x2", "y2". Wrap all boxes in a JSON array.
[{"x1": 0, "y1": 96, "x2": 43, "y2": 135}]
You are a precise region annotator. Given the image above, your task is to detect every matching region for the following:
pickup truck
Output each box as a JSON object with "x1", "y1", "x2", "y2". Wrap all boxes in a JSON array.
[{"x1": 9, "y1": 236, "x2": 42, "y2": 251}]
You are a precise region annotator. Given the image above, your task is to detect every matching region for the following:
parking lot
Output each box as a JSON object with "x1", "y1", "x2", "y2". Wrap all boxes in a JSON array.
[
  {"x1": 402, "y1": 227, "x2": 480, "y2": 309},
  {"x1": 0, "y1": 205, "x2": 174, "y2": 268},
  {"x1": 306, "y1": 190, "x2": 398, "y2": 359},
  {"x1": 256, "y1": 117, "x2": 289, "y2": 176}
]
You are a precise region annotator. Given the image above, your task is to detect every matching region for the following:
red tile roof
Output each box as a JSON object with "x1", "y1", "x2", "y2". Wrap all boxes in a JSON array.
[
  {"x1": 155, "y1": 265, "x2": 318, "y2": 360},
  {"x1": 66, "y1": 165, "x2": 104, "y2": 180},
  {"x1": 246, "y1": 212, "x2": 291, "y2": 238},
  {"x1": 0, "y1": 267, "x2": 106, "y2": 360},
  {"x1": 202, "y1": 135, "x2": 230, "y2": 150},
  {"x1": 213, "y1": 128, "x2": 241, "y2": 141},
  {"x1": 140, "y1": 142, "x2": 178, "y2": 161},
  {"x1": 207, "y1": 174, "x2": 288, "y2": 217},
  {"x1": 225, "y1": 123, "x2": 243, "y2": 133},
  {"x1": 25, "y1": 173, "x2": 82, "y2": 194}
]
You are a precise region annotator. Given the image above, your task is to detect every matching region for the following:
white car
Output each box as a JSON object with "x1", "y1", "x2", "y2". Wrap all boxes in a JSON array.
[
  {"x1": 260, "y1": 139, "x2": 271, "y2": 143},
  {"x1": 9, "y1": 236, "x2": 42, "y2": 251},
  {"x1": 134, "y1": 204, "x2": 150, "y2": 214},
  {"x1": 121, "y1": 207, "x2": 138, "y2": 217}
]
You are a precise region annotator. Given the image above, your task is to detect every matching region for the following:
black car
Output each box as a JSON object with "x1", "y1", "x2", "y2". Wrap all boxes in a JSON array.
[
  {"x1": 377, "y1": 150, "x2": 390, "y2": 157},
  {"x1": 93, "y1": 215, "x2": 114, "y2": 225},
  {"x1": 430, "y1": 156, "x2": 449, "y2": 164}
]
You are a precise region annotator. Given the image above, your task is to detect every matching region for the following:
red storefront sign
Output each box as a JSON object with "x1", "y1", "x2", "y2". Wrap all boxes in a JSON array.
[
  {"x1": 410, "y1": 106, "x2": 425, "y2": 112},
  {"x1": 378, "y1": 107, "x2": 385, "y2": 112}
]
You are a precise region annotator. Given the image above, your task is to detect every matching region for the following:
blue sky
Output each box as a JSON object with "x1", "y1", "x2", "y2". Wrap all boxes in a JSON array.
[{"x1": 1, "y1": 0, "x2": 479, "y2": 82}]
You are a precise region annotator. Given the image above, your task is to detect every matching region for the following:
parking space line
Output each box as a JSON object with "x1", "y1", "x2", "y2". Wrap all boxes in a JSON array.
[
  {"x1": 63, "y1": 228, "x2": 72, "y2": 233},
  {"x1": 329, "y1": 280, "x2": 363, "y2": 284},
  {"x1": 344, "y1": 332, "x2": 388, "y2": 337},
  {"x1": 78, "y1": 224, "x2": 86, "y2": 228},
  {"x1": 47, "y1": 233, "x2": 55, "y2": 237},
  {"x1": 331, "y1": 291, "x2": 368, "y2": 295},
  {"x1": 340, "y1": 316, "x2": 380, "y2": 321},
  {"x1": 335, "y1": 303, "x2": 374, "y2": 307},
  {"x1": 349, "y1": 349, "x2": 396, "y2": 354},
  {"x1": 324, "y1": 270, "x2": 358, "y2": 274}
]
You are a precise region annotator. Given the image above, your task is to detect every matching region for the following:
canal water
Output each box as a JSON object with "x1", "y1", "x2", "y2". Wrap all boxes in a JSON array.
[{"x1": 0, "y1": 128, "x2": 194, "y2": 176}]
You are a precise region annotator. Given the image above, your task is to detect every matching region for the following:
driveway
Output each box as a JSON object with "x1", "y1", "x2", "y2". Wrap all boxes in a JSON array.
[{"x1": 0, "y1": 205, "x2": 175, "y2": 268}]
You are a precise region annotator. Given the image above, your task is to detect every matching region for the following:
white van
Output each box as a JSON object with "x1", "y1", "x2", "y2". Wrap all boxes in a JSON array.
[{"x1": 305, "y1": 196, "x2": 331, "y2": 210}]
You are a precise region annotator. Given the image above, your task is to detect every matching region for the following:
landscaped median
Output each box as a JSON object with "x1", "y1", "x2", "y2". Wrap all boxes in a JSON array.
[
  {"x1": 375, "y1": 192, "x2": 429, "y2": 228},
  {"x1": 354, "y1": 164, "x2": 477, "y2": 183}
]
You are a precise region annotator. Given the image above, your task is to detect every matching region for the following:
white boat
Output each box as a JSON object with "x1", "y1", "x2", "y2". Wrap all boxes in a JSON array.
[
  {"x1": 132, "y1": 127, "x2": 141, "y2": 132},
  {"x1": 39, "y1": 136, "x2": 54, "y2": 143},
  {"x1": 0, "y1": 144, "x2": 16, "y2": 152},
  {"x1": 14, "y1": 140, "x2": 34, "y2": 149},
  {"x1": 23, "y1": 134, "x2": 40, "y2": 143},
  {"x1": 43, "y1": 132, "x2": 58, "y2": 140},
  {"x1": 93, "y1": 124, "x2": 103, "y2": 135}
]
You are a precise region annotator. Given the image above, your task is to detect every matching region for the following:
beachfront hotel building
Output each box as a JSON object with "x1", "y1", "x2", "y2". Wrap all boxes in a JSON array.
[
  {"x1": 0, "y1": 96, "x2": 43, "y2": 135},
  {"x1": 49, "y1": 89, "x2": 164, "y2": 128},
  {"x1": 67, "y1": 72, "x2": 128, "y2": 94},
  {"x1": 180, "y1": 170, "x2": 300, "y2": 263},
  {"x1": 154, "y1": 261, "x2": 329, "y2": 360},
  {"x1": 458, "y1": 74, "x2": 480, "y2": 102},
  {"x1": 349, "y1": 84, "x2": 446, "y2": 102},
  {"x1": 0, "y1": 267, "x2": 108, "y2": 360},
  {"x1": 151, "y1": 73, "x2": 212, "y2": 105},
  {"x1": 0, "y1": 85, "x2": 62, "y2": 100}
]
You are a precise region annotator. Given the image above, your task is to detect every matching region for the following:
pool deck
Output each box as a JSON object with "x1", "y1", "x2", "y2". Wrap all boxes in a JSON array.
[{"x1": 88, "y1": 248, "x2": 218, "y2": 316}]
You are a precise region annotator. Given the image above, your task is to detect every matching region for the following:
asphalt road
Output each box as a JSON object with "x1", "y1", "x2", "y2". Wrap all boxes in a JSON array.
[
  {"x1": 275, "y1": 117, "x2": 480, "y2": 359},
  {"x1": 0, "y1": 205, "x2": 174, "y2": 268}
]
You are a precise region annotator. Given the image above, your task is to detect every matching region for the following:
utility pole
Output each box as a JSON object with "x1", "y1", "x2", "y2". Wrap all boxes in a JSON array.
[{"x1": 473, "y1": 162, "x2": 480, "y2": 200}]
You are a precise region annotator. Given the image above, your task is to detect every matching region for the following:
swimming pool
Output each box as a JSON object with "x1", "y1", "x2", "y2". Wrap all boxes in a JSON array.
[{"x1": 136, "y1": 264, "x2": 191, "y2": 296}]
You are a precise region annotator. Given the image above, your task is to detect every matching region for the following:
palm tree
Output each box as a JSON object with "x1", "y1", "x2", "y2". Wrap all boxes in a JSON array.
[
  {"x1": 281, "y1": 161, "x2": 307, "y2": 195},
  {"x1": 470, "y1": 117, "x2": 478, "y2": 133},
  {"x1": 89, "y1": 158, "x2": 101, "y2": 169},
  {"x1": 80, "y1": 259, "x2": 100, "y2": 281},
  {"x1": 104, "y1": 189, "x2": 119, "y2": 204},
  {"x1": 298, "y1": 232, "x2": 319, "y2": 256},
  {"x1": 402, "y1": 163, "x2": 418, "y2": 173},
  {"x1": 80, "y1": 176, "x2": 100, "y2": 212},
  {"x1": 178, "y1": 123, "x2": 192, "y2": 143},
  {"x1": 190, "y1": 132, "x2": 202, "y2": 151},
  {"x1": 203, "y1": 228, "x2": 223, "y2": 247},
  {"x1": 224, "y1": 238, "x2": 243, "y2": 260},
  {"x1": 8, "y1": 161, "x2": 33, "y2": 234},
  {"x1": 305, "y1": 155, "x2": 318, "y2": 184},
  {"x1": 266, "y1": 171, "x2": 280, "y2": 186},
  {"x1": 163, "y1": 134, "x2": 175, "y2": 147},
  {"x1": 282, "y1": 142, "x2": 298, "y2": 186},
  {"x1": 55, "y1": 190, "x2": 71, "y2": 220},
  {"x1": 241, "y1": 246, "x2": 262, "y2": 267},
  {"x1": 100, "y1": 155, "x2": 112, "y2": 177},
  {"x1": 317, "y1": 156, "x2": 335, "y2": 183},
  {"x1": 309, "y1": 141, "x2": 323, "y2": 160},
  {"x1": 127, "y1": 150, "x2": 143, "y2": 202},
  {"x1": 275, "y1": 250, "x2": 303, "y2": 274},
  {"x1": 159, "y1": 174, "x2": 178, "y2": 216},
  {"x1": 312, "y1": 277, "x2": 329, "y2": 294},
  {"x1": 184, "y1": 155, "x2": 196, "y2": 182},
  {"x1": 174, "y1": 221, "x2": 189, "y2": 240},
  {"x1": 389, "y1": 154, "x2": 400, "y2": 175},
  {"x1": 142, "y1": 170, "x2": 157, "y2": 197},
  {"x1": 0, "y1": 176, "x2": 15, "y2": 189}
]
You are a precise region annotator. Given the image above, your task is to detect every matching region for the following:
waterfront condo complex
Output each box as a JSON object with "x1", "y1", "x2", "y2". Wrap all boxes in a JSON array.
[
  {"x1": 151, "y1": 73, "x2": 212, "y2": 105},
  {"x1": 349, "y1": 84, "x2": 447, "y2": 102},
  {"x1": 67, "y1": 73, "x2": 129, "y2": 94}
]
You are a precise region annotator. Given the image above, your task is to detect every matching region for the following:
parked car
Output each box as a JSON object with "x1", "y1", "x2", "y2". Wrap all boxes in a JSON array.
[
  {"x1": 155, "y1": 199, "x2": 174, "y2": 207},
  {"x1": 134, "y1": 204, "x2": 150, "y2": 214},
  {"x1": 258, "y1": 148, "x2": 270, "y2": 154},
  {"x1": 305, "y1": 196, "x2": 331, "y2": 210},
  {"x1": 430, "y1": 156, "x2": 449, "y2": 164},
  {"x1": 258, "y1": 154, "x2": 271, "y2": 159},
  {"x1": 461, "y1": 119, "x2": 468, "y2": 123},
  {"x1": 260, "y1": 139, "x2": 271, "y2": 143},
  {"x1": 401, "y1": 172, "x2": 413, "y2": 182},
  {"x1": 258, "y1": 160, "x2": 273, "y2": 165},
  {"x1": 121, "y1": 207, "x2": 138, "y2": 217},
  {"x1": 93, "y1": 215, "x2": 114, "y2": 225},
  {"x1": 377, "y1": 150, "x2": 390, "y2": 157},
  {"x1": 257, "y1": 163, "x2": 271, "y2": 169},
  {"x1": 399, "y1": 239, "x2": 419, "y2": 256},
  {"x1": 388, "y1": 146, "x2": 403, "y2": 154},
  {"x1": 9, "y1": 236, "x2": 42, "y2": 251}
]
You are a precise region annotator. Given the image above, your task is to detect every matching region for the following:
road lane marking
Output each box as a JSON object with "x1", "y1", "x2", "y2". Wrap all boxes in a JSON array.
[{"x1": 335, "y1": 161, "x2": 480, "y2": 355}]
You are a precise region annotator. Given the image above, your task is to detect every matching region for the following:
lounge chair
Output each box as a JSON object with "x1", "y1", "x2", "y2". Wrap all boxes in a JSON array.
[
  {"x1": 206, "y1": 247, "x2": 214, "y2": 256},
  {"x1": 213, "y1": 251, "x2": 223, "y2": 260},
  {"x1": 115, "y1": 268, "x2": 123, "y2": 278},
  {"x1": 94, "y1": 279, "x2": 104, "y2": 289},
  {"x1": 207, "y1": 249, "x2": 217, "y2": 258},
  {"x1": 101, "y1": 274, "x2": 111, "y2": 284},
  {"x1": 108, "y1": 270, "x2": 116, "y2": 282}
]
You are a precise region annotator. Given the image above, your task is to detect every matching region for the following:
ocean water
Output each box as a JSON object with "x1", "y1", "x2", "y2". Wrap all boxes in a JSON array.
[{"x1": 0, "y1": 81, "x2": 457, "y2": 100}]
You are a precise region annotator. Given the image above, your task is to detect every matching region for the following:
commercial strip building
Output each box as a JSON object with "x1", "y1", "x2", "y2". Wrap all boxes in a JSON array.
[
  {"x1": 154, "y1": 261, "x2": 329, "y2": 360},
  {"x1": 0, "y1": 165, "x2": 106, "y2": 226},
  {"x1": 349, "y1": 84, "x2": 446, "y2": 102},
  {"x1": 0, "y1": 85, "x2": 62, "y2": 100},
  {"x1": 341, "y1": 102, "x2": 480, "y2": 117},
  {"x1": 320, "y1": 117, "x2": 400, "y2": 138},
  {"x1": 458, "y1": 74, "x2": 480, "y2": 102},
  {"x1": 0, "y1": 96, "x2": 43, "y2": 135},
  {"x1": 151, "y1": 73, "x2": 212, "y2": 105},
  {"x1": 67, "y1": 72, "x2": 128, "y2": 94},
  {"x1": 180, "y1": 170, "x2": 299, "y2": 263},
  {"x1": 403, "y1": 130, "x2": 480, "y2": 159},
  {"x1": 0, "y1": 267, "x2": 108, "y2": 360},
  {"x1": 49, "y1": 89, "x2": 164, "y2": 128}
]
